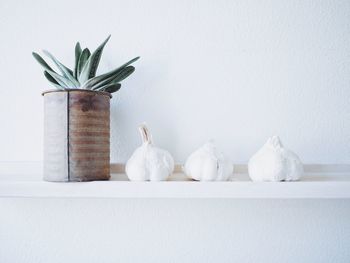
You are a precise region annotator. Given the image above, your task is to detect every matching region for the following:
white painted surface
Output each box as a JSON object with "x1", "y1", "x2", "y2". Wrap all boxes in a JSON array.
[
  {"x1": 0, "y1": 0, "x2": 350, "y2": 262},
  {"x1": 1, "y1": 199, "x2": 350, "y2": 263},
  {"x1": 2, "y1": 173, "x2": 350, "y2": 199},
  {"x1": 0, "y1": 0, "x2": 349, "y2": 164},
  {"x1": 1, "y1": 163, "x2": 350, "y2": 198}
]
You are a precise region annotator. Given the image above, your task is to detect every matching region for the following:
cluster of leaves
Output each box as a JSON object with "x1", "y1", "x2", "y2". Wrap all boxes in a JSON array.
[{"x1": 32, "y1": 35, "x2": 139, "y2": 93}]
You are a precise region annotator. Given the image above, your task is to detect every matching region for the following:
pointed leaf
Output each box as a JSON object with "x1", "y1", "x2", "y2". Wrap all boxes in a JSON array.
[
  {"x1": 77, "y1": 48, "x2": 91, "y2": 78},
  {"x1": 43, "y1": 50, "x2": 80, "y2": 88},
  {"x1": 44, "y1": 71, "x2": 59, "y2": 84},
  {"x1": 32, "y1": 52, "x2": 55, "y2": 72},
  {"x1": 44, "y1": 71, "x2": 64, "y2": 90},
  {"x1": 82, "y1": 56, "x2": 139, "y2": 89},
  {"x1": 94, "y1": 78, "x2": 119, "y2": 90},
  {"x1": 78, "y1": 35, "x2": 111, "y2": 83},
  {"x1": 104, "y1": 84, "x2": 121, "y2": 93},
  {"x1": 45, "y1": 70, "x2": 76, "y2": 89},
  {"x1": 42, "y1": 50, "x2": 73, "y2": 76},
  {"x1": 110, "y1": 66, "x2": 135, "y2": 83},
  {"x1": 89, "y1": 35, "x2": 111, "y2": 78},
  {"x1": 91, "y1": 66, "x2": 135, "y2": 90},
  {"x1": 97, "y1": 83, "x2": 121, "y2": 93},
  {"x1": 74, "y1": 42, "x2": 82, "y2": 77}
]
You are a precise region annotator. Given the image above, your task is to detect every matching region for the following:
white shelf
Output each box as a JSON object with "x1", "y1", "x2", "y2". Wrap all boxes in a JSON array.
[
  {"x1": 1, "y1": 173, "x2": 350, "y2": 199},
  {"x1": 0, "y1": 163, "x2": 350, "y2": 199}
]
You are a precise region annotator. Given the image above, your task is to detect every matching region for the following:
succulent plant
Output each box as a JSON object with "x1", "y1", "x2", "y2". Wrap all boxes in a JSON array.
[{"x1": 32, "y1": 35, "x2": 139, "y2": 93}]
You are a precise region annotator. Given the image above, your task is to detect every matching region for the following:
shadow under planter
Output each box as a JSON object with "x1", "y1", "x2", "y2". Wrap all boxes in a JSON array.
[{"x1": 43, "y1": 89, "x2": 111, "y2": 182}]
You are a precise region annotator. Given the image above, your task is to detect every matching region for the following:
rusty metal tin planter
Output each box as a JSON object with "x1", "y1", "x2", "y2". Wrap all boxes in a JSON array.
[{"x1": 43, "y1": 89, "x2": 112, "y2": 182}]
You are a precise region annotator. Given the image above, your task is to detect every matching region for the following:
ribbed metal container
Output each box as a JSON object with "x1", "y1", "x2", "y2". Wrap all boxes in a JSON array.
[{"x1": 43, "y1": 89, "x2": 111, "y2": 182}]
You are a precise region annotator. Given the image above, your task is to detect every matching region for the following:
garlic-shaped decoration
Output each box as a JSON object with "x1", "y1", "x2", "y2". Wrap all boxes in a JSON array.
[
  {"x1": 248, "y1": 136, "x2": 303, "y2": 182},
  {"x1": 125, "y1": 124, "x2": 174, "y2": 181},
  {"x1": 184, "y1": 142, "x2": 233, "y2": 181}
]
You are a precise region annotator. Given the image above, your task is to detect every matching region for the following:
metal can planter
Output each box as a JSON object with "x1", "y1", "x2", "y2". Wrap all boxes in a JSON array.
[{"x1": 43, "y1": 89, "x2": 111, "y2": 182}]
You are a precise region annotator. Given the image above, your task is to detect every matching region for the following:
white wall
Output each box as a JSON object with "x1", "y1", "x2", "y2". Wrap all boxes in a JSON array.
[
  {"x1": 0, "y1": 0, "x2": 349, "y2": 163},
  {"x1": 1, "y1": 199, "x2": 350, "y2": 263},
  {"x1": 0, "y1": 1, "x2": 350, "y2": 262}
]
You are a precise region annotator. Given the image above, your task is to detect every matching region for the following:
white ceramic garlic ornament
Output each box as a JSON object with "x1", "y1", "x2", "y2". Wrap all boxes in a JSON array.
[
  {"x1": 184, "y1": 142, "x2": 233, "y2": 181},
  {"x1": 248, "y1": 136, "x2": 303, "y2": 182},
  {"x1": 126, "y1": 124, "x2": 174, "y2": 181}
]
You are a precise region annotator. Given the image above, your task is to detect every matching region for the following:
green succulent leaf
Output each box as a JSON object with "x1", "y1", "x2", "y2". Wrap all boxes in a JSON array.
[
  {"x1": 110, "y1": 66, "x2": 135, "y2": 83},
  {"x1": 42, "y1": 50, "x2": 73, "y2": 75},
  {"x1": 92, "y1": 66, "x2": 135, "y2": 90},
  {"x1": 78, "y1": 35, "x2": 111, "y2": 84},
  {"x1": 44, "y1": 71, "x2": 59, "y2": 84},
  {"x1": 74, "y1": 42, "x2": 82, "y2": 78},
  {"x1": 83, "y1": 56, "x2": 139, "y2": 89},
  {"x1": 44, "y1": 71, "x2": 64, "y2": 90},
  {"x1": 77, "y1": 48, "x2": 91, "y2": 78},
  {"x1": 45, "y1": 70, "x2": 76, "y2": 89},
  {"x1": 32, "y1": 52, "x2": 55, "y2": 72},
  {"x1": 33, "y1": 35, "x2": 139, "y2": 92},
  {"x1": 43, "y1": 50, "x2": 80, "y2": 88},
  {"x1": 100, "y1": 83, "x2": 121, "y2": 93}
]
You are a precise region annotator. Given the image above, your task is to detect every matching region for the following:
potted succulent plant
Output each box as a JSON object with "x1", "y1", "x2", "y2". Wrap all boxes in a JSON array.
[{"x1": 33, "y1": 35, "x2": 139, "y2": 182}]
